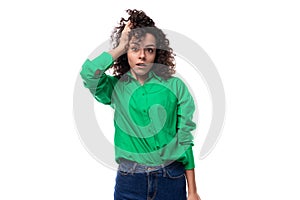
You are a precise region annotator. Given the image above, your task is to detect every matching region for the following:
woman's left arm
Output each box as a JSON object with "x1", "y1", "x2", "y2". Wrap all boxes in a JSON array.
[
  {"x1": 175, "y1": 78, "x2": 201, "y2": 199},
  {"x1": 186, "y1": 169, "x2": 201, "y2": 200}
]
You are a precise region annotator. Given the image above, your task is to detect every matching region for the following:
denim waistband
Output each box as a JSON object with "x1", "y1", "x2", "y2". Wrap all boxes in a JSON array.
[{"x1": 118, "y1": 159, "x2": 180, "y2": 174}]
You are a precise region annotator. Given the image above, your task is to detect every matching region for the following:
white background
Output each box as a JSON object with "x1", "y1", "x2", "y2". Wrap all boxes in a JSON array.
[{"x1": 1, "y1": 0, "x2": 299, "y2": 199}]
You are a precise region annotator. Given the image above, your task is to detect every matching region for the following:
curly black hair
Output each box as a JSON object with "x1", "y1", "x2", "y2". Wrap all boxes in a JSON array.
[{"x1": 110, "y1": 9, "x2": 175, "y2": 79}]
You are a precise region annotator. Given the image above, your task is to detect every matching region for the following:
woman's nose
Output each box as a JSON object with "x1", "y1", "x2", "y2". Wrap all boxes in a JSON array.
[{"x1": 138, "y1": 49, "x2": 146, "y2": 59}]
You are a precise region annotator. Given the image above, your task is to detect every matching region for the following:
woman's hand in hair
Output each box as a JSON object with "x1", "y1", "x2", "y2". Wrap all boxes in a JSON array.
[{"x1": 109, "y1": 21, "x2": 131, "y2": 60}]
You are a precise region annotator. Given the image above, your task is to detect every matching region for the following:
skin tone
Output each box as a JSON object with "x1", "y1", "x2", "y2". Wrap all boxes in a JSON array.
[
  {"x1": 109, "y1": 22, "x2": 201, "y2": 200},
  {"x1": 127, "y1": 33, "x2": 156, "y2": 85},
  {"x1": 186, "y1": 170, "x2": 201, "y2": 200}
]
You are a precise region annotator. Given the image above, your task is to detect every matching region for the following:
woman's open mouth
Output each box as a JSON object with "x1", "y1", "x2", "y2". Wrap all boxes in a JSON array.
[{"x1": 136, "y1": 63, "x2": 147, "y2": 67}]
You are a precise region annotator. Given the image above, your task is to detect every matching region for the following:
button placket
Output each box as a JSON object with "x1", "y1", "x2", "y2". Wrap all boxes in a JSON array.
[{"x1": 140, "y1": 87, "x2": 148, "y2": 116}]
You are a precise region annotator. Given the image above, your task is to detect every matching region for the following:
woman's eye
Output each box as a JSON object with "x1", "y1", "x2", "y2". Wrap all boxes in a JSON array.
[
  {"x1": 131, "y1": 47, "x2": 139, "y2": 51},
  {"x1": 146, "y1": 48, "x2": 154, "y2": 53}
]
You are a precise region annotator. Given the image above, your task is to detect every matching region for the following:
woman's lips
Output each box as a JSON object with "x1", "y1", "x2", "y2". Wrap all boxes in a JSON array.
[{"x1": 136, "y1": 63, "x2": 147, "y2": 67}]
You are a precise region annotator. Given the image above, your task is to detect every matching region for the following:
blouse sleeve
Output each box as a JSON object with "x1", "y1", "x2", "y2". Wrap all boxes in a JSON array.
[
  {"x1": 176, "y1": 78, "x2": 197, "y2": 169},
  {"x1": 80, "y1": 52, "x2": 118, "y2": 105}
]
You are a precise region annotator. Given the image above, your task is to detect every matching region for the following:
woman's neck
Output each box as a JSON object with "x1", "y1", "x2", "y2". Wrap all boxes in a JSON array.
[{"x1": 130, "y1": 70, "x2": 149, "y2": 85}]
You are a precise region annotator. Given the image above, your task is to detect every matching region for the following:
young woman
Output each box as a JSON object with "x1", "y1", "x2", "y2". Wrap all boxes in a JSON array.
[{"x1": 80, "y1": 9, "x2": 201, "y2": 200}]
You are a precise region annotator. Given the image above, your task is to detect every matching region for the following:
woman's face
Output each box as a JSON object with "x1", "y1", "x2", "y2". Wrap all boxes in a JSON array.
[{"x1": 127, "y1": 33, "x2": 156, "y2": 80}]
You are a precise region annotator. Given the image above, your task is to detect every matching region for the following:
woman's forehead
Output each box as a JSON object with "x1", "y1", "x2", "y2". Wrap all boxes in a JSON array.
[{"x1": 129, "y1": 33, "x2": 156, "y2": 46}]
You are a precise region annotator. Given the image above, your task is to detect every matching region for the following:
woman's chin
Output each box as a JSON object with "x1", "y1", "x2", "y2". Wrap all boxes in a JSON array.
[{"x1": 132, "y1": 69, "x2": 151, "y2": 77}]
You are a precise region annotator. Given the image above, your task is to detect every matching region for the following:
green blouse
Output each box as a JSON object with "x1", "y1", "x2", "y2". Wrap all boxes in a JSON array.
[{"x1": 80, "y1": 52, "x2": 196, "y2": 169}]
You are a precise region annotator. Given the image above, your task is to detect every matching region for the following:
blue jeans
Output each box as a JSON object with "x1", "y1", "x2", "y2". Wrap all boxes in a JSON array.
[{"x1": 114, "y1": 160, "x2": 187, "y2": 200}]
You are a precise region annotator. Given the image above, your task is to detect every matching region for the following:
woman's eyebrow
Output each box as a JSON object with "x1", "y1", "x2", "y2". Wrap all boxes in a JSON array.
[{"x1": 144, "y1": 44, "x2": 156, "y2": 47}]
